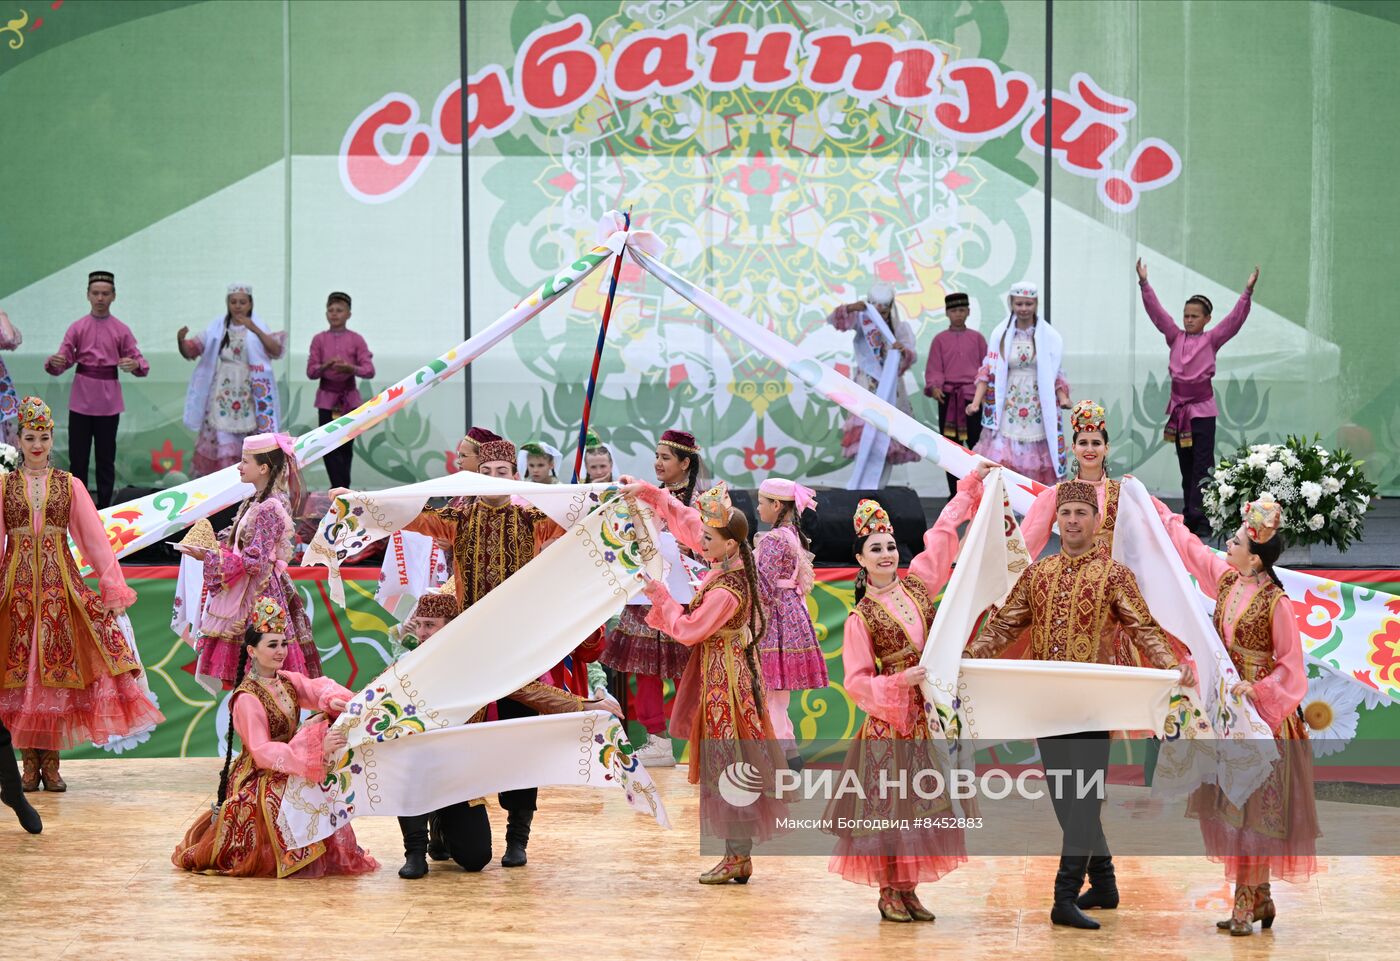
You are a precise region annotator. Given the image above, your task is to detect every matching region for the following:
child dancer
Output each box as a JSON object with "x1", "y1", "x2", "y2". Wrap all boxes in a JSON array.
[
  {"x1": 826, "y1": 463, "x2": 989, "y2": 921},
  {"x1": 600, "y1": 429, "x2": 703, "y2": 766},
  {"x1": 923, "y1": 291, "x2": 987, "y2": 495},
  {"x1": 306, "y1": 292, "x2": 374, "y2": 489},
  {"x1": 1137, "y1": 259, "x2": 1258, "y2": 535},
  {"x1": 754, "y1": 478, "x2": 826, "y2": 766},
  {"x1": 184, "y1": 434, "x2": 322, "y2": 691},
  {"x1": 626, "y1": 480, "x2": 786, "y2": 885},
  {"x1": 582, "y1": 428, "x2": 617, "y2": 483},
  {"x1": 177, "y1": 282, "x2": 285, "y2": 476},
  {"x1": 172, "y1": 597, "x2": 377, "y2": 878},
  {"x1": 519, "y1": 441, "x2": 563, "y2": 484}
]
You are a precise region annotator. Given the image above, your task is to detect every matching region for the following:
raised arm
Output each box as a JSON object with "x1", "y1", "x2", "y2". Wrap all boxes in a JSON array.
[
  {"x1": 1154, "y1": 499, "x2": 1230, "y2": 598},
  {"x1": 67, "y1": 477, "x2": 137, "y2": 611},
  {"x1": 842, "y1": 612, "x2": 918, "y2": 735},
  {"x1": 642, "y1": 579, "x2": 739, "y2": 647},
  {"x1": 284, "y1": 672, "x2": 355, "y2": 714},
  {"x1": 1247, "y1": 595, "x2": 1307, "y2": 731},
  {"x1": 404, "y1": 505, "x2": 461, "y2": 544},
  {"x1": 1209, "y1": 285, "x2": 1254, "y2": 349},
  {"x1": 907, "y1": 470, "x2": 984, "y2": 594},
  {"x1": 231, "y1": 692, "x2": 330, "y2": 779},
  {"x1": 1138, "y1": 281, "x2": 1181, "y2": 346},
  {"x1": 630, "y1": 484, "x2": 707, "y2": 554}
]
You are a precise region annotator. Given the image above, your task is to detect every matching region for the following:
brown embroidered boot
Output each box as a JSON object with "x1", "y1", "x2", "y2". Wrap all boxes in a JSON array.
[
  {"x1": 20, "y1": 749, "x2": 39, "y2": 793},
  {"x1": 39, "y1": 750, "x2": 66, "y2": 792}
]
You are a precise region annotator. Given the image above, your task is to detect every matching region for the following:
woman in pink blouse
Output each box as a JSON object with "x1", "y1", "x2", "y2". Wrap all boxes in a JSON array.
[
  {"x1": 1156, "y1": 495, "x2": 1318, "y2": 936},
  {"x1": 173, "y1": 596, "x2": 377, "y2": 878},
  {"x1": 826, "y1": 462, "x2": 990, "y2": 922},
  {"x1": 0, "y1": 397, "x2": 163, "y2": 792},
  {"x1": 625, "y1": 480, "x2": 787, "y2": 886}
]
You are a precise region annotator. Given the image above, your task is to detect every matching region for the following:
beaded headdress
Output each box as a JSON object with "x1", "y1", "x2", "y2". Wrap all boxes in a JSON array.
[
  {"x1": 18, "y1": 396, "x2": 53, "y2": 433},
  {"x1": 1242, "y1": 496, "x2": 1283, "y2": 544},
  {"x1": 227, "y1": 283, "x2": 253, "y2": 296},
  {"x1": 944, "y1": 292, "x2": 969, "y2": 310},
  {"x1": 87, "y1": 270, "x2": 115, "y2": 287},
  {"x1": 251, "y1": 595, "x2": 287, "y2": 635},
  {"x1": 411, "y1": 590, "x2": 461, "y2": 622},
  {"x1": 697, "y1": 481, "x2": 733, "y2": 528},
  {"x1": 658, "y1": 429, "x2": 698, "y2": 455},
  {"x1": 478, "y1": 439, "x2": 516, "y2": 467},
  {"x1": 463, "y1": 426, "x2": 502, "y2": 452},
  {"x1": 853, "y1": 499, "x2": 894, "y2": 537},
  {"x1": 1070, "y1": 399, "x2": 1107, "y2": 435}
]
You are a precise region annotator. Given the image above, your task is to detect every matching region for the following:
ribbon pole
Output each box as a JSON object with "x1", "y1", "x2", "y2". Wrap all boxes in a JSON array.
[{"x1": 571, "y1": 207, "x2": 631, "y2": 483}]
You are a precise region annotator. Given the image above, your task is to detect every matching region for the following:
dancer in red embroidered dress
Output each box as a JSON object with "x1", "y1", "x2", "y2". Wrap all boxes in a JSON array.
[{"x1": 0, "y1": 396, "x2": 163, "y2": 792}]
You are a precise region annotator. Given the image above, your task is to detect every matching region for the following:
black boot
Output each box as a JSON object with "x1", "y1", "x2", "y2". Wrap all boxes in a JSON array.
[
  {"x1": 427, "y1": 811, "x2": 449, "y2": 862},
  {"x1": 1076, "y1": 856, "x2": 1119, "y2": 910},
  {"x1": 1051, "y1": 856, "x2": 1099, "y2": 929},
  {"x1": 397, "y1": 815, "x2": 429, "y2": 879},
  {"x1": 501, "y1": 809, "x2": 534, "y2": 867},
  {"x1": 0, "y1": 748, "x2": 42, "y2": 835}
]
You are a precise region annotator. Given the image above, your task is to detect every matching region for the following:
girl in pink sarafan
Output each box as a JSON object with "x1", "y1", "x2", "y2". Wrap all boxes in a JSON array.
[
  {"x1": 967, "y1": 281, "x2": 1071, "y2": 486},
  {"x1": 178, "y1": 433, "x2": 323, "y2": 693},
  {"x1": 753, "y1": 478, "x2": 827, "y2": 767}
]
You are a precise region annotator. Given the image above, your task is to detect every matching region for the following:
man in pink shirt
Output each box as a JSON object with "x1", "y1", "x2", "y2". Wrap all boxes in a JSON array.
[
  {"x1": 1137, "y1": 259, "x2": 1258, "y2": 535},
  {"x1": 44, "y1": 270, "x2": 149, "y2": 508},
  {"x1": 923, "y1": 291, "x2": 988, "y2": 495},
  {"x1": 307, "y1": 291, "x2": 375, "y2": 489}
]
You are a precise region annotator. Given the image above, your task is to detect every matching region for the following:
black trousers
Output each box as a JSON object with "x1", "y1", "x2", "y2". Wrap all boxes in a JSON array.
[
  {"x1": 1038, "y1": 731, "x2": 1111, "y2": 899},
  {"x1": 936, "y1": 394, "x2": 983, "y2": 496},
  {"x1": 397, "y1": 696, "x2": 539, "y2": 871},
  {"x1": 0, "y1": 718, "x2": 21, "y2": 793},
  {"x1": 69, "y1": 412, "x2": 120, "y2": 508},
  {"x1": 1174, "y1": 415, "x2": 1216, "y2": 534},
  {"x1": 318, "y1": 408, "x2": 354, "y2": 489}
]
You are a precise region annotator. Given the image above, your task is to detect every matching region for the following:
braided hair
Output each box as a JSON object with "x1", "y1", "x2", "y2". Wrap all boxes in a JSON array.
[
  {"x1": 1247, "y1": 534, "x2": 1286, "y2": 591},
  {"x1": 851, "y1": 533, "x2": 874, "y2": 603},
  {"x1": 677, "y1": 451, "x2": 702, "y2": 507},
  {"x1": 216, "y1": 628, "x2": 256, "y2": 806},
  {"x1": 716, "y1": 507, "x2": 769, "y2": 717},
  {"x1": 252, "y1": 447, "x2": 287, "y2": 504},
  {"x1": 220, "y1": 294, "x2": 256, "y2": 352},
  {"x1": 774, "y1": 502, "x2": 812, "y2": 551}
]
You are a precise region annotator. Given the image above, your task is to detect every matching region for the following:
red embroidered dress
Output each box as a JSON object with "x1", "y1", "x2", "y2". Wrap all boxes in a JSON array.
[
  {"x1": 173, "y1": 670, "x2": 378, "y2": 878},
  {"x1": 0, "y1": 468, "x2": 163, "y2": 749}
]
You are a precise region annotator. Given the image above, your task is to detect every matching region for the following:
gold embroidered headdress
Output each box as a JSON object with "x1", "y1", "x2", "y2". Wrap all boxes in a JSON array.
[
  {"x1": 853, "y1": 499, "x2": 894, "y2": 537},
  {"x1": 1242, "y1": 496, "x2": 1283, "y2": 544},
  {"x1": 251, "y1": 596, "x2": 287, "y2": 635},
  {"x1": 18, "y1": 396, "x2": 53, "y2": 433},
  {"x1": 696, "y1": 481, "x2": 733, "y2": 528}
]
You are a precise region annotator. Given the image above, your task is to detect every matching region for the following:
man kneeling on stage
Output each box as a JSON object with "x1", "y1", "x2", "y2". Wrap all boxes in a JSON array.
[
  {"x1": 395, "y1": 590, "x2": 622, "y2": 879},
  {"x1": 962, "y1": 480, "x2": 1196, "y2": 929}
]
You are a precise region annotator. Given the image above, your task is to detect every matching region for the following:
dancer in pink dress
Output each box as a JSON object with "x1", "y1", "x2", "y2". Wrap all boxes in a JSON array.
[
  {"x1": 826, "y1": 463, "x2": 990, "y2": 922},
  {"x1": 0, "y1": 397, "x2": 162, "y2": 791},
  {"x1": 753, "y1": 477, "x2": 826, "y2": 766}
]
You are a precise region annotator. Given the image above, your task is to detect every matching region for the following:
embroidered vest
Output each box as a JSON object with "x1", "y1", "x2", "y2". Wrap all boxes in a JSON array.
[
  {"x1": 853, "y1": 576, "x2": 936, "y2": 676},
  {"x1": 690, "y1": 567, "x2": 753, "y2": 638},
  {"x1": 235, "y1": 674, "x2": 300, "y2": 747},
  {"x1": 1213, "y1": 569, "x2": 1285, "y2": 684}
]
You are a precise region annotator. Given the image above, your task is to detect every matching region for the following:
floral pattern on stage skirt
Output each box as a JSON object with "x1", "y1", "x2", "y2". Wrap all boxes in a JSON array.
[
  {"x1": 758, "y1": 605, "x2": 828, "y2": 691},
  {"x1": 600, "y1": 604, "x2": 692, "y2": 678},
  {"x1": 195, "y1": 572, "x2": 321, "y2": 689},
  {"x1": 972, "y1": 431, "x2": 1061, "y2": 486}
]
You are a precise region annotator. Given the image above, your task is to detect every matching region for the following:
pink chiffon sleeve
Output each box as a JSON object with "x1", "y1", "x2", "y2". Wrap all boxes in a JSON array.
[
  {"x1": 907, "y1": 471, "x2": 983, "y2": 594},
  {"x1": 826, "y1": 303, "x2": 860, "y2": 332},
  {"x1": 1021, "y1": 485, "x2": 1058, "y2": 559},
  {"x1": 1249, "y1": 598, "x2": 1308, "y2": 731},
  {"x1": 231, "y1": 692, "x2": 328, "y2": 779},
  {"x1": 68, "y1": 477, "x2": 137, "y2": 609},
  {"x1": 283, "y1": 672, "x2": 355, "y2": 713},
  {"x1": 643, "y1": 580, "x2": 740, "y2": 646},
  {"x1": 842, "y1": 612, "x2": 917, "y2": 734},
  {"x1": 632, "y1": 485, "x2": 707, "y2": 555},
  {"x1": 1139, "y1": 281, "x2": 1181, "y2": 346},
  {"x1": 1155, "y1": 500, "x2": 1230, "y2": 598}
]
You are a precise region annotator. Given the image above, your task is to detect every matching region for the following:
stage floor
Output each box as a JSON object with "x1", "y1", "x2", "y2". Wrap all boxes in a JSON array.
[{"x1": 2, "y1": 759, "x2": 1393, "y2": 960}]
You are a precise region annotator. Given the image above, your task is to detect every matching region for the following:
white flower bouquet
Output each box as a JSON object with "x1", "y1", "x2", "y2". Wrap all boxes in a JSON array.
[
  {"x1": 1202, "y1": 436, "x2": 1378, "y2": 550},
  {"x1": 0, "y1": 443, "x2": 19, "y2": 474}
]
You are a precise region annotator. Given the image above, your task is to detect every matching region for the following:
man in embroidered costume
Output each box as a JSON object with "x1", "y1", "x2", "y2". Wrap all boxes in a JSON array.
[
  {"x1": 43, "y1": 270, "x2": 149, "y2": 507},
  {"x1": 391, "y1": 586, "x2": 621, "y2": 879},
  {"x1": 965, "y1": 480, "x2": 1195, "y2": 929},
  {"x1": 399, "y1": 438, "x2": 564, "y2": 867}
]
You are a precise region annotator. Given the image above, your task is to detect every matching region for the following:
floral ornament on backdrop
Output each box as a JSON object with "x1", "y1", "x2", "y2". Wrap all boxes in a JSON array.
[
  {"x1": 1202, "y1": 436, "x2": 1378, "y2": 550},
  {"x1": 1300, "y1": 670, "x2": 1364, "y2": 757}
]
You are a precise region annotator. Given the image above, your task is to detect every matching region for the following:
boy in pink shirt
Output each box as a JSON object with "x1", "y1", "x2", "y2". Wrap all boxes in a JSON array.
[
  {"x1": 1137, "y1": 259, "x2": 1258, "y2": 535},
  {"x1": 43, "y1": 270, "x2": 149, "y2": 508},
  {"x1": 307, "y1": 291, "x2": 375, "y2": 489},
  {"x1": 923, "y1": 291, "x2": 987, "y2": 495}
]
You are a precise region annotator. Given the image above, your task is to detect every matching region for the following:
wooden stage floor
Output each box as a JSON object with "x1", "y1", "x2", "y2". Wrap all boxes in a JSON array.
[{"x1": 1, "y1": 758, "x2": 1393, "y2": 960}]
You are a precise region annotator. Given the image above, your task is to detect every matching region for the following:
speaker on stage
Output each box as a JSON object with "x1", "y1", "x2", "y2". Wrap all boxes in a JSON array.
[{"x1": 805, "y1": 486, "x2": 928, "y2": 566}]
